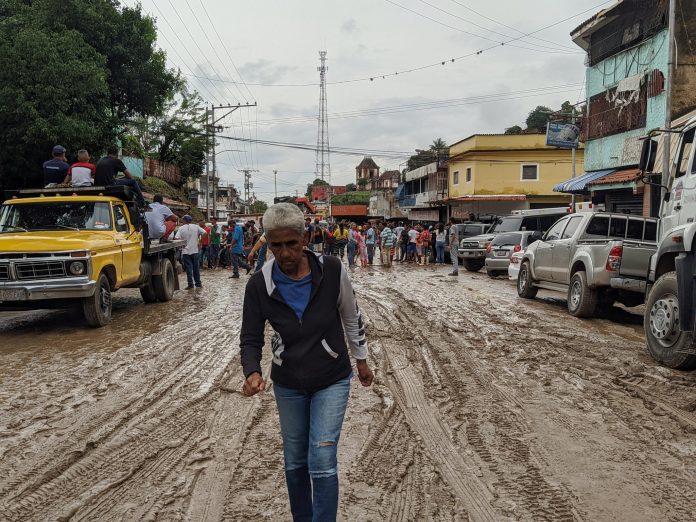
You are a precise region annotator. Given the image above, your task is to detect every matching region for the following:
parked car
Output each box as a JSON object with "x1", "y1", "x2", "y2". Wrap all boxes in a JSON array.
[
  {"x1": 443, "y1": 222, "x2": 492, "y2": 263},
  {"x1": 484, "y1": 231, "x2": 542, "y2": 277},
  {"x1": 517, "y1": 212, "x2": 657, "y2": 317},
  {"x1": 508, "y1": 250, "x2": 525, "y2": 280},
  {"x1": 459, "y1": 208, "x2": 570, "y2": 272}
]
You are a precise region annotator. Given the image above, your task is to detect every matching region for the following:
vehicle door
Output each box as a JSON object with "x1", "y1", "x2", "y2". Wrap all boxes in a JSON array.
[
  {"x1": 113, "y1": 203, "x2": 142, "y2": 284},
  {"x1": 663, "y1": 127, "x2": 696, "y2": 236},
  {"x1": 533, "y1": 217, "x2": 569, "y2": 281},
  {"x1": 551, "y1": 215, "x2": 583, "y2": 282}
]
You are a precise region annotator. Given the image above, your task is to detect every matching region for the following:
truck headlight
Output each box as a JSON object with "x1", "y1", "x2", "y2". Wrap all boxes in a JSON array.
[{"x1": 68, "y1": 261, "x2": 86, "y2": 275}]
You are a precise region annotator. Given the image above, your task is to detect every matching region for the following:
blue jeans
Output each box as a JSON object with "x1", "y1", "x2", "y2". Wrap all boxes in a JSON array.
[
  {"x1": 366, "y1": 243, "x2": 375, "y2": 264},
  {"x1": 210, "y1": 244, "x2": 221, "y2": 266},
  {"x1": 199, "y1": 245, "x2": 210, "y2": 268},
  {"x1": 274, "y1": 375, "x2": 351, "y2": 522},
  {"x1": 347, "y1": 242, "x2": 357, "y2": 267},
  {"x1": 182, "y1": 253, "x2": 201, "y2": 287},
  {"x1": 255, "y1": 243, "x2": 268, "y2": 272},
  {"x1": 231, "y1": 251, "x2": 250, "y2": 275},
  {"x1": 436, "y1": 242, "x2": 445, "y2": 263}
]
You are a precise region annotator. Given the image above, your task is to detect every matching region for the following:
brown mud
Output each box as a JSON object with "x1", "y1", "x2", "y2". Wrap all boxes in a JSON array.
[{"x1": 0, "y1": 263, "x2": 694, "y2": 521}]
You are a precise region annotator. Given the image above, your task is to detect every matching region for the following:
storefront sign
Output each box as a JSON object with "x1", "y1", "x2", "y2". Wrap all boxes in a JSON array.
[{"x1": 546, "y1": 122, "x2": 580, "y2": 149}]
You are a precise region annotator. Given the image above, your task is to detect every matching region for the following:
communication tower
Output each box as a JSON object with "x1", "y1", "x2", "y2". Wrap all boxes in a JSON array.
[{"x1": 315, "y1": 51, "x2": 331, "y2": 181}]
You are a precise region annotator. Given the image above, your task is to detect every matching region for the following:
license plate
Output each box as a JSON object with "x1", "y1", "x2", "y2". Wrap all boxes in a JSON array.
[
  {"x1": 0, "y1": 288, "x2": 26, "y2": 301},
  {"x1": 495, "y1": 250, "x2": 508, "y2": 257}
]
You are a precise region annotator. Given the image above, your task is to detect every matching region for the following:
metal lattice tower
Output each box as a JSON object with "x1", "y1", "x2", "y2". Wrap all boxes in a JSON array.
[{"x1": 315, "y1": 50, "x2": 331, "y2": 181}]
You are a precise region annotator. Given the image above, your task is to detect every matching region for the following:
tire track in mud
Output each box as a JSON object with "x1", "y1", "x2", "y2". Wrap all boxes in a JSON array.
[{"x1": 359, "y1": 282, "x2": 584, "y2": 521}]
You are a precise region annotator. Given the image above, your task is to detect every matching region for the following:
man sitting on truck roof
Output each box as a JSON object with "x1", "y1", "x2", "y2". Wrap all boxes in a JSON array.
[
  {"x1": 43, "y1": 145, "x2": 69, "y2": 187},
  {"x1": 145, "y1": 195, "x2": 177, "y2": 241},
  {"x1": 95, "y1": 146, "x2": 145, "y2": 205},
  {"x1": 64, "y1": 149, "x2": 95, "y2": 187}
]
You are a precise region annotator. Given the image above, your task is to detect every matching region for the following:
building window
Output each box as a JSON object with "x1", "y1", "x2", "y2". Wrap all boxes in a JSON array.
[
  {"x1": 453, "y1": 171, "x2": 459, "y2": 185},
  {"x1": 466, "y1": 167, "x2": 472, "y2": 183},
  {"x1": 521, "y1": 164, "x2": 539, "y2": 181}
]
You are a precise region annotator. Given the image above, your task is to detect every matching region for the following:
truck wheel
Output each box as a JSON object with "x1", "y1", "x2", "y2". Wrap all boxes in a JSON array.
[
  {"x1": 82, "y1": 273, "x2": 112, "y2": 327},
  {"x1": 567, "y1": 271, "x2": 597, "y2": 318},
  {"x1": 517, "y1": 262, "x2": 538, "y2": 299},
  {"x1": 139, "y1": 277, "x2": 158, "y2": 303},
  {"x1": 463, "y1": 259, "x2": 484, "y2": 272},
  {"x1": 153, "y1": 258, "x2": 175, "y2": 302},
  {"x1": 644, "y1": 271, "x2": 696, "y2": 370}
]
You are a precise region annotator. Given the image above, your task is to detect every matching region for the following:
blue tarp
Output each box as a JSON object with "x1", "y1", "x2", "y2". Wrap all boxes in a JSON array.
[
  {"x1": 395, "y1": 183, "x2": 405, "y2": 200},
  {"x1": 553, "y1": 169, "x2": 615, "y2": 193}
]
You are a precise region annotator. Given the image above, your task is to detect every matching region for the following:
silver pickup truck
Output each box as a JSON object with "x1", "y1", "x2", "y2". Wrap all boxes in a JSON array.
[{"x1": 517, "y1": 212, "x2": 658, "y2": 317}]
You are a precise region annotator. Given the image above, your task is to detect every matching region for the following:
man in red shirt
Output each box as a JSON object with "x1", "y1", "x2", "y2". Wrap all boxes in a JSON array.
[
  {"x1": 199, "y1": 220, "x2": 212, "y2": 269},
  {"x1": 64, "y1": 149, "x2": 96, "y2": 187}
]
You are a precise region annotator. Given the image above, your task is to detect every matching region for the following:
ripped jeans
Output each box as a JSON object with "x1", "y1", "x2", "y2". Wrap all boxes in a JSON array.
[{"x1": 273, "y1": 374, "x2": 351, "y2": 522}]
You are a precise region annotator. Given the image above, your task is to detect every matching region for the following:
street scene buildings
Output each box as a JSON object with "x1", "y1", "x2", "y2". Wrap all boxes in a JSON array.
[{"x1": 1, "y1": 1, "x2": 696, "y2": 521}]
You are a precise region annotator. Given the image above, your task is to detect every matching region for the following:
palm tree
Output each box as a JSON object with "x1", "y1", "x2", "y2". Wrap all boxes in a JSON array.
[{"x1": 429, "y1": 138, "x2": 448, "y2": 161}]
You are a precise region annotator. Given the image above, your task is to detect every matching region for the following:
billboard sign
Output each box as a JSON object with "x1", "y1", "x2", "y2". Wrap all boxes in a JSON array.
[{"x1": 546, "y1": 122, "x2": 580, "y2": 149}]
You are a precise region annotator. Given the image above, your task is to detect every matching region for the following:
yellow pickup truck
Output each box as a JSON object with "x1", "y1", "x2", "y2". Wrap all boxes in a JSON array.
[{"x1": 0, "y1": 186, "x2": 183, "y2": 326}]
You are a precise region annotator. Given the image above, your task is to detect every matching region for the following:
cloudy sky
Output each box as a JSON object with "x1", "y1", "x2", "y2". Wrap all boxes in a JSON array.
[{"x1": 128, "y1": 0, "x2": 610, "y2": 203}]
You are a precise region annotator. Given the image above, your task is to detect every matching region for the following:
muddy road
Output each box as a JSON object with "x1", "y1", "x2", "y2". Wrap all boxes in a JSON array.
[{"x1": 1, "y1": 263, "x2": 695, "y2": 521}]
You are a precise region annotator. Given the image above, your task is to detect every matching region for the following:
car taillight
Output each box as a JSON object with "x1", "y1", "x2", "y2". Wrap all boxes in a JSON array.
[
  {"x1": 606, "y1": 246, "x2": 623, "y2": 271},
  {"x1": 513, "y1": 244, "x2": 522, "y2": 252},
  {"x1": 486, "y1": 244, "x2": 492, "y2": 254},
  {"x1": 510, "y1": 256, "x2": 520, "y2": 264}
]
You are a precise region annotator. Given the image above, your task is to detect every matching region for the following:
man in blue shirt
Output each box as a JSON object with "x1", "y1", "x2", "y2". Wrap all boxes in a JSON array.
[
  {"x1": 229, "y1": 222, "x2": 252, "y2": 278},
  {"x1": 365, "y1": 222, "x2": 376, "y2": 265},
  {"x1": 42, "y1": 145, "x2": 69, "y2": 186}
]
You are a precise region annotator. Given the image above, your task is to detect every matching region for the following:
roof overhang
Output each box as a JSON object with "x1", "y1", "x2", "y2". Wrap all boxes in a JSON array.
[
  {"x1": 447, "y1": 194, "x2": 527, "y2": 202},
  {"x1": 553, "y1": 169, "x2": 616, "y2": 194},
  {"x1": 570, "y1": 1, "x2": 624, "y2": 50}
]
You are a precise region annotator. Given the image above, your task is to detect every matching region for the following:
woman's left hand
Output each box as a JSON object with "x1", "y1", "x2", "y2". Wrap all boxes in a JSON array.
[{"x1": 356, "y1": 360, "x2": 374, "y2": 387}]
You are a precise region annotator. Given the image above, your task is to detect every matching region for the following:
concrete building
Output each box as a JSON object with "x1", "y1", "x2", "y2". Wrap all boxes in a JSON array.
[
  {"x1": 447, "y1": 134, "x2": 579, "y2": 219},
  {"x1": 396, "y1": 161, "x2": 448, "y2": 223},
  {"x1": 556, "y1": 0, "x2": 696, "y2": 216},
  {"x1": 355, "y1": 157, "x2": 380, "y2": 190},
  {"x1": 369, "y1": 170, "x2": 405, "y2": 220}
]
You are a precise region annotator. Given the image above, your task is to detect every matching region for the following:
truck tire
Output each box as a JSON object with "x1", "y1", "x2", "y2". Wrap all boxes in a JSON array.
[
  {"x1": 644, "y1": 271, "x2": 696, "y2": 370},
  {"x1": 139, "y1": 277, "x2": 158, "y2": 303},
  {"x1": 517, "y1": 261, "x2": 538, "y2": 299},
  {"x1": 82, "y1": 273, "x2": 112, "y2": 327},
  {"x1": 153, "y1": 258, "x2": 175, "y2": 302},
  {"x1": 463, "y1": 259, "x2": 484, "y2": 272},
  {"x1": 567, "y1": 271, "x2": 597, "y2": 318}
]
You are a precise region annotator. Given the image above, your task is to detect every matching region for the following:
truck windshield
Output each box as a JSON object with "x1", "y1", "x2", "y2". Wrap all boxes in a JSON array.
[
  {"x1": 491, "y1": 217, "x2": 523, "y2": 233},
  {"x1": 491, "y1": 232, "x2": 522, "y2": 246},
  {"x1": 0, "y1": 202, "x2": 112, "y2": 232}
]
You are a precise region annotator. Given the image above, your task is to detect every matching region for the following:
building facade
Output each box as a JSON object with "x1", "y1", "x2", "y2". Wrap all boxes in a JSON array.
[
  {"x1": 355, "y1": 157, "x2": 380, "y2": 190},
  {"x1": 396, "y1": 161, "x2": 448, "y2": 222},
  {"x1": 369, "y1": 170, "x2": 405, "y2": 220},
  {"x1": 447, "y1": 134, "x2": 579, "y2": 219}
]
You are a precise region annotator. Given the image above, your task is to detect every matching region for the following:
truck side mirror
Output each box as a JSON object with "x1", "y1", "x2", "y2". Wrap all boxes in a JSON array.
[
  {"x1": 664, "y1": 191, "x2": 671, "y2": 202},
  {"x1": 639, "y1": 138, "x2": 657, "y2": 172}
]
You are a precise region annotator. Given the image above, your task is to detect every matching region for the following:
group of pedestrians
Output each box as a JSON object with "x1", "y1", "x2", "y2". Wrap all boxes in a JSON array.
[{"x1": 305, "y1": 218, "x2": 378, "y2": 268}]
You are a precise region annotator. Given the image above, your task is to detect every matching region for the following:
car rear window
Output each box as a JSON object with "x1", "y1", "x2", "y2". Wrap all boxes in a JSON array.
[
  {"x1": 608, "y1": 216, "x2": 627, "y2": 239},
  {"x1": 585, "y1": 215, "x2": 610, "y2": 237},
  {"x1": 626, "y1": 219, "x2": 644, "y2": 240},
  {"x1": 644, "y1": 220, "x2": 657, "y2": 241},
  {"x1": 463, "y1": 225, "x2": 483, "y2": 235},
  {"x1": 491, "y1": 232, "x2": 522, "y2": 246},
  {"x1": 493, "y1": 217, "x2": 523, "y2": 233}
]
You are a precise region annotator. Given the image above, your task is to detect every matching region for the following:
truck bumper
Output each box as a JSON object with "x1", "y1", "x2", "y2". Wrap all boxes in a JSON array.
[
  {"x1": 0, "y1": 278, "x2": 96, "y2": 302},
  {"x1": 458, "y1": 250, "x2": 485, "y2": 260},
  {"x1": 675, "y1": 252, "x2": 696, "y2": 334},
  {"x1": 610, "y1": 277, "x2": 646, "y2": 293}
]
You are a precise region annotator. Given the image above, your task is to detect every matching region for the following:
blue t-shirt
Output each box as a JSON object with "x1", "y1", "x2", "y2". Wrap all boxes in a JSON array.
[
  {"x1": 43, "y1": 158, "x2": 69, "y2": 185},
  {"x1": 366, "y1": 228, "x2": 375, "y2": 245},
  {"x1": 272, "y1": 263, "x2": 312, "y2": 320},
  {"x1": 232, "y1": 224, "x2": 245, "y2": 254}
]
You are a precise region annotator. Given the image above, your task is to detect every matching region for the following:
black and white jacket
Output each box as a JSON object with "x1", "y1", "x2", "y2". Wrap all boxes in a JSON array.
[{"x1": 240, "y1": 251, "x2": 368, "y2": 390}]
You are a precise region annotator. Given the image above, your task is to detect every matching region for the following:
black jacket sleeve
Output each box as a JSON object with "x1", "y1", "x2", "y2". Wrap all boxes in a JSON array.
[{"x1": 239, "y1": 279, "x2": 266, "y2": 378}]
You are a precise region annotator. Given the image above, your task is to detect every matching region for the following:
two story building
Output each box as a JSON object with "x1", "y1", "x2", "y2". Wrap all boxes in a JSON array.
[
  {"x1": 396, "y1": 161, "x2": 448, "y2": 223},
  {"x1": 447, "y1": 134, "x2": 580, "y2": 220},
  {"x1": 556, "y1": 0, "x2": 696, "y2": 216},
  {"x1": 368, "y1": 170, "x2": 404, "y2": 220}
]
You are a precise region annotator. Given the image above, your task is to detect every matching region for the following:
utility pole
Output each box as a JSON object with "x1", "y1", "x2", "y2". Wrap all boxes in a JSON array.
[
  {"x1": 238, "y1": 169, "x2": 258, "y2": 214},
  {"x1": 315, "y1": 51, "x2": 331, "y2": 181},
  {"x1": 273, "y1": 169, "x2": 278, "y2": 200},
  {"x1": 207, "y1": 102, "x2": 257, "y2": 218},
  {"x1": 662, "y1": 0, "x2": 676, "y2": 198},
  {"x1": 205, "y1": 107, "x2": 210, "y2": 218},
  {"x1": 571, "y1": 111, "x2": 577, "y2": 211}
]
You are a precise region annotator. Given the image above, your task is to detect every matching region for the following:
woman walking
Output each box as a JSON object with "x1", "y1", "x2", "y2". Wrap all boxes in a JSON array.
[
  {"x1": 240, "y1": 203, "x2": 373, "y2": 522},
  {"x1": 356, "y1": 227, "x2": 368, "y2": 268},
  {"x1": 334, "y1": 223, "x2": 348, "y2": 260},
  {"x1": 347, "y1": 223, "x2": 359, "y2": 268}
]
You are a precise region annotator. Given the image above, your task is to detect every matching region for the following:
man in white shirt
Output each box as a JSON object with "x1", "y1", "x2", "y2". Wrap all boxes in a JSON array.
[
  {"x1": 177, "y1": 215, "x2": 207, "y2": 289},
  {"x1": 145, "y1": 195, "x2": 176, "y2": 240}
]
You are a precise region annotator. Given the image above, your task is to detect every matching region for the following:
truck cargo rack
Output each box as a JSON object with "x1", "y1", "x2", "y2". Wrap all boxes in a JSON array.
[{"x1": 4, "y1": 185, "x2": 141, "y2": 204}]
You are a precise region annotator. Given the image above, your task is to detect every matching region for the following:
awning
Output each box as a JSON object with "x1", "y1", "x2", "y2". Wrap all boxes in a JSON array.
[
  {"x1": 587, "y1": 168, "x2": 642, "y2": 191},
  {"x1": 553, "y1": 169, "x2": 615, "y2": 193},
  {"x1": 395, "y1": 183, "x2": 405, "y2": 199}
]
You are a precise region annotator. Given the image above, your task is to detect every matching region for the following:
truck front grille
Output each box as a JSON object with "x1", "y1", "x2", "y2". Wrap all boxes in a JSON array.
[
  {"x1": 0, "y1": 265, "x2": 9, "y2": 281},
  {"x1": 15, "y1": 261, "x2": 67, "y2": 280}
]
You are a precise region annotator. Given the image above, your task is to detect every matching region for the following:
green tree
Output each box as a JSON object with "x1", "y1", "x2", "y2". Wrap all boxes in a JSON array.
[
  {"x1": 357, "y1": 177, "x2": 368, "y2": 189},
  {"x1": 525, "y1": 106, "x2": 553, "y2": 132},
  {"x1": 249, "y1": 200, "x2": 268, "y2": 214},
  {"x1": 429, "y1": 138, "x2": 449, "y2": 160},
  {"x1": 0, "y1": 0, "x2": 178, "y2": 190},
  {"x1": 345, "y1": 183, "x2": 357, "y2": 192},
  {"x1": 504, "y1": 125, "x2": 523, "y2": 135},
  {"x1": 306, "y1": 177, "x2": 329, "y2": 198}
]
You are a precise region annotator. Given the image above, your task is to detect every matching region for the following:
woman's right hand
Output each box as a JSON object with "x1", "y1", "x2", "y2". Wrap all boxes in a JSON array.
[{"x1": 243, "y1": 372, "x2": 267, "y2": 396}]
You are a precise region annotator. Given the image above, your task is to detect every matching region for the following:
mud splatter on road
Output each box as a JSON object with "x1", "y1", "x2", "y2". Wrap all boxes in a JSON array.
[{"x1": 1, "y1": 263, "x2": 695, "y2": 521}]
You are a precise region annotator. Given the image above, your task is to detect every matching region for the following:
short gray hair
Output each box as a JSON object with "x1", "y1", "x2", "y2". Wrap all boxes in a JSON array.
[{"x1": 263, "y1": 203, "x2": 305, "y2": 237}]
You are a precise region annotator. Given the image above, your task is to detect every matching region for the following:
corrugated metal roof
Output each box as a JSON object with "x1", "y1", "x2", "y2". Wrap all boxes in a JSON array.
[
  {"x1": 553, "y1": 169, "x2": 616, "y2": 193},
  {"x1": 588, "y1": 168, "x2": 641, "y2": 186}
]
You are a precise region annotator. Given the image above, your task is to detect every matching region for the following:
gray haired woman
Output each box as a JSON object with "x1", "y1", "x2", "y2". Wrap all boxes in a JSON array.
[{"x1": 240, "y1": 203, "x2": 374, "y2": 522}]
